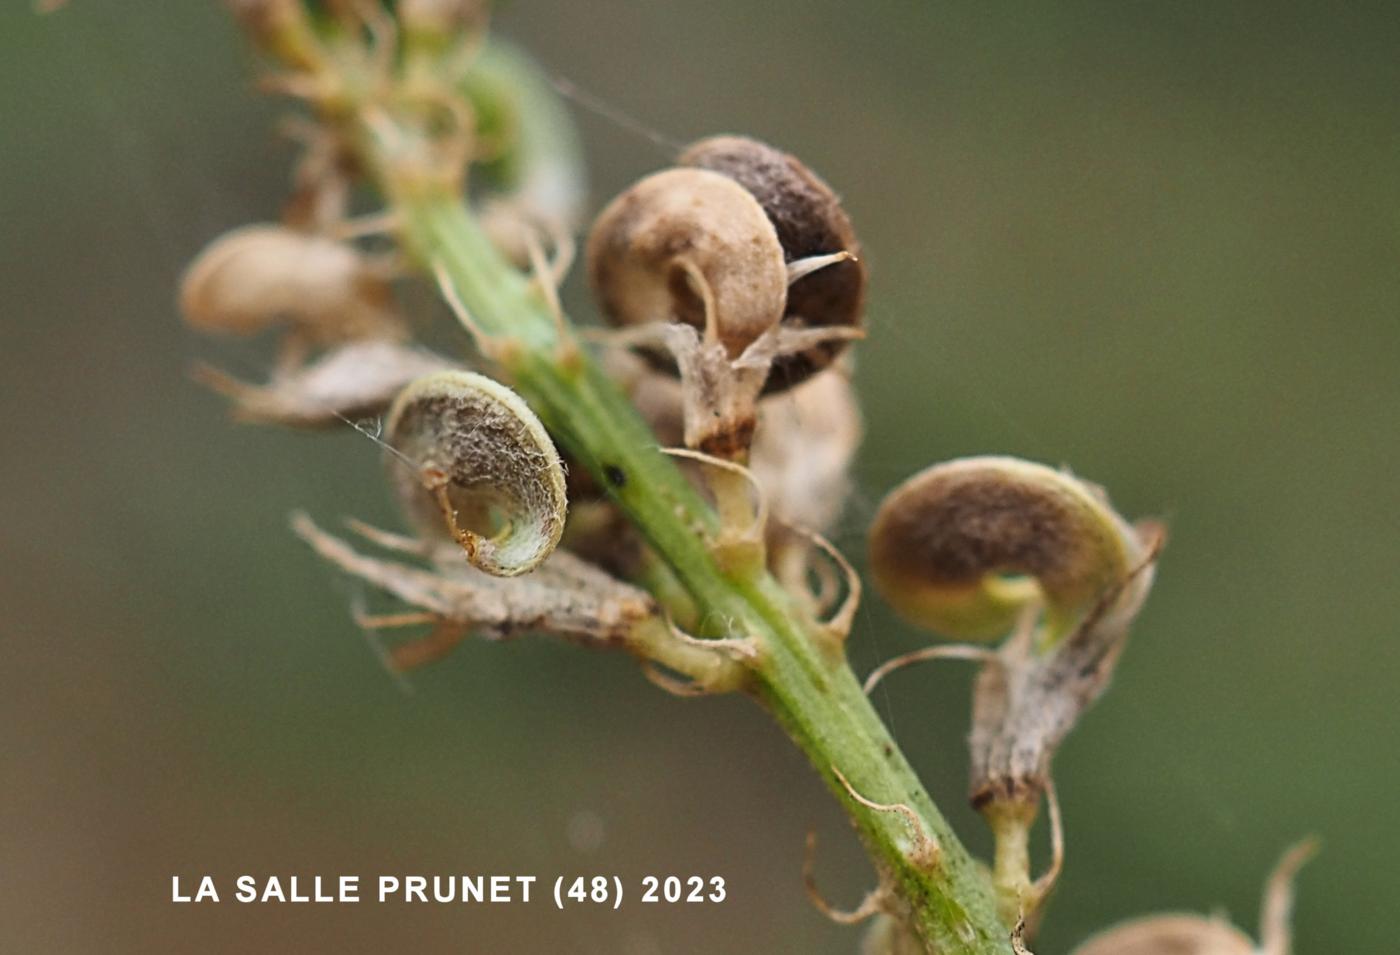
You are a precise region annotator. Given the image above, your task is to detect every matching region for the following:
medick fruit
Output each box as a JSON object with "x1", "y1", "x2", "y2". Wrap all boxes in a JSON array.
[
  {"x1": 587, "y1": 166, "x2": 788, "y2": 359},
  {"x1": 586, "y1": 140, "x2": 864, "y2": 458},
  {"x1": 868, "y1": 456, "x2": 1163, "y2": 927},
  {"x1": 385, "y1": 370, "x2": 567, "y2": 577},
  {"x1": 868, "y1": 456, "x2": 1152, "y2": 644},
  {"x1": 680, "y1": 135, "x2": 865, "y2": 392}
]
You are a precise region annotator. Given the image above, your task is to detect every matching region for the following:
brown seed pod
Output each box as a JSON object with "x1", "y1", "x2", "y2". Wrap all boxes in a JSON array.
[
  {"x1": 680, "y1": 135, "x2": 866, "y2": 391},
  {"x1": 867, "y1": 456, "x2": 1150, "y2": 643},
  {"x1": 1070, "y1": 916, "x2": 1255, "y2": 955},
  {"x1": 866, "y1": 457, "x2": 1163, "y2": 823},
  {"x1": 586, "y1": 167, "x2": 788, "y2": 359},
  {"x1": 385, "y1": 371, "x2": 567, "y2": 577},
  {"x1": 179, "y1": 224, "x2": 399, "y2": 342}
]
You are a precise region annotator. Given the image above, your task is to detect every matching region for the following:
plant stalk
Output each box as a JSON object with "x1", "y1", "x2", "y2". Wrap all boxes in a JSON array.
[{"x1": 375, "y1": 184, "x2": 1012, "y2": 953}]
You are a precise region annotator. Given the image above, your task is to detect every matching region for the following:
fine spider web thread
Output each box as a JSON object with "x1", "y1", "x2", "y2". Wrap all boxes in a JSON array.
[{"x1": 548, "y1": 72, "x2": 684, "y2": 157}]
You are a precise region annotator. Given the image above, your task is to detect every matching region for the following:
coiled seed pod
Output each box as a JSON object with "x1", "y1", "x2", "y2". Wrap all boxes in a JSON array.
[
  {"x1": 587, "y1": 167, "x2": 788, "y2": 359},
  {"x1": 868, "y1": 456, "x2": 1150, "y2": 643},
  {"x1": 385, "y1": 371, "x2": 567, "y2": 577},
  {"x1": 867, "y1": 455, "x2": 1162, "y2": 817},
  {"x1": 680, "y1": 135, "x2": 866, "y2": 391}
]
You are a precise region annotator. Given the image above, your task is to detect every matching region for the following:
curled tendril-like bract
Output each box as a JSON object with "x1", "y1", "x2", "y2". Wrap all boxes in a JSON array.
[
  {"x1": 868, "y1": 456, "x2": 1152, "y2": 645},
  {"x1": 385, "y1": 370, "x2": 566, "y2": 577}
]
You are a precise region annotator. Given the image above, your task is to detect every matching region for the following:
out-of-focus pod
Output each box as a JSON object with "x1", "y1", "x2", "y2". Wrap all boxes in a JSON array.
[{"x1": 180, "y1": 224, "x2": 401, "y2": 343}]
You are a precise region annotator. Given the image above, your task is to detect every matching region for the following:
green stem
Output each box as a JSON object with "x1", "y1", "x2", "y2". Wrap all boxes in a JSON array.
[
  {"x1": 229, "y1": 6, "x2": 1010, "y2": 949},
  {"x1": 384, "y1": 191, "x2": 1012, "y2": 954}
]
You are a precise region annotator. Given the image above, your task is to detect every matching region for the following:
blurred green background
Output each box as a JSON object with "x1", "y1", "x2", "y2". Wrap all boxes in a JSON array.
[{"x1": 3, "y1": 1, "x2": 1396, "y2": 952}]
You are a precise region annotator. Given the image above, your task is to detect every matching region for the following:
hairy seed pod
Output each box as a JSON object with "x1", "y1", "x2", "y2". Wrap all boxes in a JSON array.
[
  {"x1": 587, "y1": 167, "x2": 788, "y2": 359},
  {"x1": 385, "y1": 371, "x2": 567, "y2": 577},
  {"x1": 1070, "y1": 916, "x2": 1255, "y2": 955},
  {"x1": 179, "y1": 224, "x2": 398, "y2": 342},
  {"x1": 868, "y1": 456, "x2": 1150, "y2": 643},
  {"x1": 680, "y1": 135, "x2": 866, "y2": 391}
]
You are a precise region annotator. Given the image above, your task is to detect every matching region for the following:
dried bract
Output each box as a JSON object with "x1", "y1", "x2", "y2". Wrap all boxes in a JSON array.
[
  {"x1": 587, "y1": 167, "x2": 788, "y2": 358},
  {"x1": 292, "y1": 515, "x2": 655, "y2": 653},
  {"x1": 193, "y1": 340, "x2": 459, "y2": 427},
  {"x1": 385, "y1": 370, "x2": 567, "y2": 576},
  {"x1": 750, "y1": 366, "x2": 862, "y2": 535},
  {"x1": 179, "y1": 224, "x2": 401, "y2": 343},
  {"x1": 680, "y1": 135, "x2": 866, "y2": 391},
  {"x1": 293, "y1": 515, "x2": 749, "y2": 693}
]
